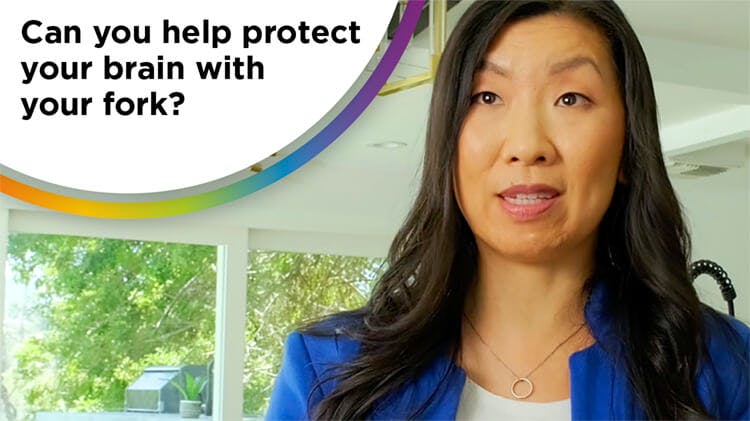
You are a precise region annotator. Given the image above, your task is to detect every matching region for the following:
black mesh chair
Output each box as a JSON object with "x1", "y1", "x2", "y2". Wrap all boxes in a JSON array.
[{"x1": 690, "y1": 259, "x2": 737, "y2": 316}]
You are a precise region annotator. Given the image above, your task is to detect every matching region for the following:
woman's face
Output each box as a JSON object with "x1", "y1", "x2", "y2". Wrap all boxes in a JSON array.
[{"x1": 455, "y1": 13, "x2": 626, "y2": 264}]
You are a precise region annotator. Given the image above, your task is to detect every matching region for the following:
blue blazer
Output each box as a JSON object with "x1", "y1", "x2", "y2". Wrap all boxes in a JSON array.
[{"x1": 267, "y1": 278, "x2": 750, "y2": 420}]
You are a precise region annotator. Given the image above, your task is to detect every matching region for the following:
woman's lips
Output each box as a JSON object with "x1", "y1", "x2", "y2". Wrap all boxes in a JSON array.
[{"x1": 499, "y1": 194, "x2": 560, "y2": 221}]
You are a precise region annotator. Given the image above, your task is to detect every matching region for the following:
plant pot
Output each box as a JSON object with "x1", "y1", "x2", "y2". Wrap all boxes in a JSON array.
[{"x1": 179, "y1": 400, "x2": 202, "y2": 419}]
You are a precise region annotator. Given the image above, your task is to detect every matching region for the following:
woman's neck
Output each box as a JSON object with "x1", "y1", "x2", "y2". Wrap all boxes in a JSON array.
[
  {"x1": 457, "y1": 243, "x2": 598, "y2": 402},
  {"x1": 465, "y1": 245, "x2": 593, "y2": 343}
]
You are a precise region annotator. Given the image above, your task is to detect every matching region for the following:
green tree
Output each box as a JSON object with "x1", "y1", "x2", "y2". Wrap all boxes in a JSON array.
[
  {"x1": 4, "y1": 234, "x2": 384, "y2": 418},
  {"x1": 243, "y1": 251, "x2": 384, "y2": 414},
  {"x1": 6, "y1": 234, "x2": 216, "y2": 416}
]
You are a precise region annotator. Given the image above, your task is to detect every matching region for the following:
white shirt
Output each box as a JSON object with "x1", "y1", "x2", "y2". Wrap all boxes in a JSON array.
[{"x1": 456, "y1": 377, "x2": 572, "y2": 421}]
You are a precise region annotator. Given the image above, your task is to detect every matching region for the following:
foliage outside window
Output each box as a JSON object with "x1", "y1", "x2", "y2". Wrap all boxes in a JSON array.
[
  {"x1": 2, "y1": 234, "x2": 385, "y2": 419},
  {"x1": 3, "y1": 234, "x2": 216, "y2": 420},
  {"x1": 243, "y1": 250, "x2": 385, "y2": 415}
]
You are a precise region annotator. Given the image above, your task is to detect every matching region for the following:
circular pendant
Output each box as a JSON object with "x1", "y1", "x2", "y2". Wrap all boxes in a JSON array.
[{"x1": 511, "y1": 377, "x2": 534, "y2": 399}]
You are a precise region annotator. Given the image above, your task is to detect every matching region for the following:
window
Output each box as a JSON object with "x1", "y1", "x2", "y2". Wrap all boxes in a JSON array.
[
  {"x1": 3, "y1": 234, "x2": 216, "y2": 419},
  {"x1": 243, "y1": 250, "x2": 386, "y2": 416}
]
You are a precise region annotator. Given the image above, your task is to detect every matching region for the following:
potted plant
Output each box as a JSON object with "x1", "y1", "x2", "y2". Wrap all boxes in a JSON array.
[{"x1": 171, "y1": 371, "x2": 208, "y2": 418}]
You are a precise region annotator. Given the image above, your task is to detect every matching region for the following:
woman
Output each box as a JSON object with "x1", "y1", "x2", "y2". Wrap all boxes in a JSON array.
[{"x1": 267, "y1": 1, "x2": 749, "y2": 419}]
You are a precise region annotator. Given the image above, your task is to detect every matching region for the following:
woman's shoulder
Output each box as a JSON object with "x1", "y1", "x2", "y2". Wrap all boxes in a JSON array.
[
  {"x1": 698, "y1": 307, "x2": 749, "y2": 419},
  {"x1": 702, "y1": 307, "x2": 749, "y2": 356},
  {"x1": 285, "y1": 312, "x2": 364, "y2": 365},
  {"x1": 267, "y1": 313, "x2": 365, "y2": 419}
]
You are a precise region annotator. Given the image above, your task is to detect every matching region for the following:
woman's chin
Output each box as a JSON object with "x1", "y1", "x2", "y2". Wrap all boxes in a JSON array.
[{"x1": 480, "y1": 239, "x2": 563, "y2": 264}]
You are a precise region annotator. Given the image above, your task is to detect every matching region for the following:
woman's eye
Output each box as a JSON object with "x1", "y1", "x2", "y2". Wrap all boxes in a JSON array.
[
  {"x1": 556, "y1": 92, "x2": 590, "y2": 107},
  {"x1": 471, "y1": 91, "x2": 500, "y2": 105}
]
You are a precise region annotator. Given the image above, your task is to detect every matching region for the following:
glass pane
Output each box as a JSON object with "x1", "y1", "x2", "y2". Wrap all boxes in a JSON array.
[
  {"x1": 3, "y1": 234, "x2": 216, "y2": 420},
  {"x1": 243, "y1": 250, "x2": 386, "y2": 417}
]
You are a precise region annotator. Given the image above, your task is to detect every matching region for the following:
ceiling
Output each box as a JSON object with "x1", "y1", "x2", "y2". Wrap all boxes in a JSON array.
[
  {"x1": 3, "y1": 0, "x2": 749, "y2": 244},
  {"x1": 616, "y1": 0, "x2": 749, "y2": 49}
]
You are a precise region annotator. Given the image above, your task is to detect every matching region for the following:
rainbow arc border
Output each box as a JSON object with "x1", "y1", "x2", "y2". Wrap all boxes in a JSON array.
[{"x1": 0, "y1": 1, "x2": 425, "y2": 219}]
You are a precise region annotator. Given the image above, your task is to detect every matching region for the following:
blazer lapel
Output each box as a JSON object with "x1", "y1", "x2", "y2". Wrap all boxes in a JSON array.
[{"x1": 369, "y1": 351, "x2": 466, "y2": 419}]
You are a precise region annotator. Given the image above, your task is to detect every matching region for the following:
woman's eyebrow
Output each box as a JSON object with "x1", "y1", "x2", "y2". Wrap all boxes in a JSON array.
[
  {"x1": 549, "y1": 56, "x2": 602, "y2": 77},
  {"x1": 477, "y1": 56, "x2": 602, "y2": 79},
  {"x1": 477, "y1": 60, "x2": 510, "y2": 78}
]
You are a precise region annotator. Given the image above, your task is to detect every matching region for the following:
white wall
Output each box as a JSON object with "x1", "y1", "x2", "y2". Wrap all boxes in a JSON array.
[{"x1": 672, "y1": 165, "x2": 749, "y2": 323}]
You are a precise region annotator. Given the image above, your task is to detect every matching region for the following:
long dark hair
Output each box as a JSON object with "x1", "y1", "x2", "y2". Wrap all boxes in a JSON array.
[{"x1": 301, "y1": 1, "x2": 736, "y2": 419}]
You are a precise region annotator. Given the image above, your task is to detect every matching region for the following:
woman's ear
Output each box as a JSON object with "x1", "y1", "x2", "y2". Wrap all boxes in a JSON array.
[
  {"x1": 452, "y1": 172, "x2": 466, "y2": 215},
  {"x1": 617, "y1": 164, "x2": 628, "y2": 185}
]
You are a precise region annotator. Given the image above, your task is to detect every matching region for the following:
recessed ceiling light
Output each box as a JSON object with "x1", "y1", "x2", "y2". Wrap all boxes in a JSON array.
[{"x1": 368, "y1": 141, "x2": 407, "y2": 149}]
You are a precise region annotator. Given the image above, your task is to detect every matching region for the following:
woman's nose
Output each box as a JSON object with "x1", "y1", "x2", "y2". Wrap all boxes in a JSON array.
[{"x1": 499, "y1": 107, "x2": 558, "y2": 166}]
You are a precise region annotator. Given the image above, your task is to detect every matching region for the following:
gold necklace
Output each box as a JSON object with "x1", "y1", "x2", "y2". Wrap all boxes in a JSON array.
[{"x1": 463, "y1": 313, "x2": 586, "y2": 400}]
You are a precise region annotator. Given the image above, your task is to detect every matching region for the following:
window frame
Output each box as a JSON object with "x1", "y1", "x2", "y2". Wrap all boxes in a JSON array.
[{"x1": 0, "y1": 206, "x2": 390, "y2": 419}]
